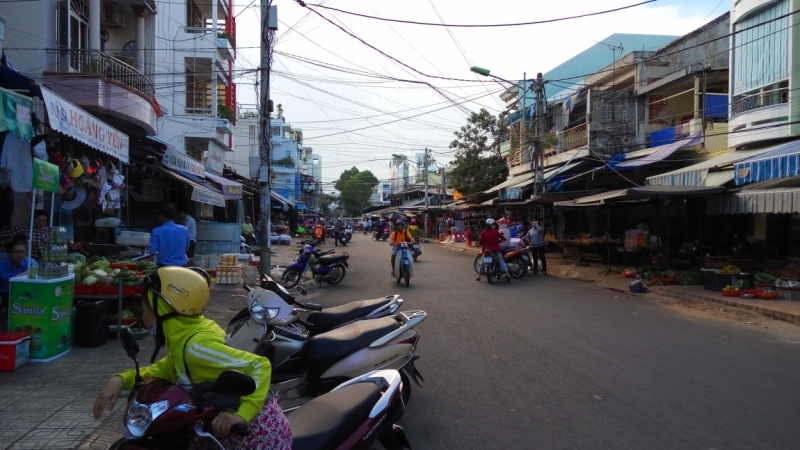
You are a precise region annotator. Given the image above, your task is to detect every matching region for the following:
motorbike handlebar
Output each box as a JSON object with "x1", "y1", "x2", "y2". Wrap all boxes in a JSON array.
[
  {"x1": 230, "y1": 424, "x2": 251, "y2": 436},
  {"x1": 243, "y1": 284, "x2": 251, "y2": 292}
]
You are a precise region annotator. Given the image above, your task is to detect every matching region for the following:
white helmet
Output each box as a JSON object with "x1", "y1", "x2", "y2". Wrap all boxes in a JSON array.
[{"x1": 485, "y1": 218, "x2": 496, "y2": 226}]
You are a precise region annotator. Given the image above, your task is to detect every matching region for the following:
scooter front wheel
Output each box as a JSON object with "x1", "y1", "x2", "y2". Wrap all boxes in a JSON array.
[
  {"x1": 109, "y1": 439, "x2": 126, "y2": 450},
  {"x1": 404, "y1": 269, "x2": 410, "y2": 287}
]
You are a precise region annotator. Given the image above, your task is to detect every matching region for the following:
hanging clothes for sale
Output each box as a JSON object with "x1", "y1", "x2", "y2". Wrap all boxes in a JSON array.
[{"x1": 0, "y1": 132, "x2": 33, "y2": 192}]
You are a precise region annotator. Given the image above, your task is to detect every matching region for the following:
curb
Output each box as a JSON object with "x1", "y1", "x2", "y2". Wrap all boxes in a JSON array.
[
  {"x1": 662, "y1": 287, "x2": 800, "y2": 326},
  {"x1": 433, "y1": 242, "x2": 482, "y2": 256}
]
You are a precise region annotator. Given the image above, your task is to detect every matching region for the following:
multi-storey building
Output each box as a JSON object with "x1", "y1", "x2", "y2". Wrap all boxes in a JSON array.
[
  {"x1": 728, "y1": 0, "x2": 799, "y2": 148},
  {"x1": 153, "y1": 0, "x2": 237, "y2": 168},
  {"x1": 2, "y1": 0, "x2": 160, "y2": 140}
]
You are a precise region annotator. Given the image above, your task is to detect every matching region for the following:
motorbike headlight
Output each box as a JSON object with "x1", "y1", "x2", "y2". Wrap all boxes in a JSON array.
[
  {"x1": 125, "y1": 399, "x2": 168, "y2": 438},
  {"x1": 250, "y1": 299, "x2": 279, "y2": 323}
]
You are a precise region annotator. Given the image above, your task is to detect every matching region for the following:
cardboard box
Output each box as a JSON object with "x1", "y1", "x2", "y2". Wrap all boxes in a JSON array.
[
  {"x1": 220, "y1": 254, "x2": 239, "y2": 267},
  {"x1": 215, "y1": 264, "x2": 243, "y2": 285}
]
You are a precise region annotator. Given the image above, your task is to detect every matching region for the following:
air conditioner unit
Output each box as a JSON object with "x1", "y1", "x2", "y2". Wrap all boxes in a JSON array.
[{"x1": 103, "y1": 3, "x2": 125, "y2": 28}]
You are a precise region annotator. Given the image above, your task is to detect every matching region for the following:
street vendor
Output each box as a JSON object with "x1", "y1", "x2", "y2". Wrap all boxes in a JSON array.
[
  {"x1": 0, "y1": 210, "x2": 49, "y2": 262},
  {"x1": 0, "y1": 240, "x2": 38, "y2": 328}
]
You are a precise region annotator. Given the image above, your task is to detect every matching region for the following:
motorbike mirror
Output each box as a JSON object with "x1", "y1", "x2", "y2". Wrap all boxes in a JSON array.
[
  {"x1": 121, "y1": 327, "x2": 140, "y2": 358},
  {"x1": 211, "y1": 370, "x2": 256, "y2": 397},
  {"x1": 297, "y1": 286, "x2": 307, "y2": 296}
]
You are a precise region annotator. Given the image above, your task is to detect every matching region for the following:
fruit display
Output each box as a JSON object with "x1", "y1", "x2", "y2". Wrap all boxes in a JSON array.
[
  {"x1": 719, "y1": 265, "x2": 741, "y2": 275},
  {"x1": 779, "y1": 263, "x2": 800, "y2": 280}
]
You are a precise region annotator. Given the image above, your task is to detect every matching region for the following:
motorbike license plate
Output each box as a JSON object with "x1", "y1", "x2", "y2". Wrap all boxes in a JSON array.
[
  {"x1": 522, "y1": 255, "x2": 530, "y2": 260},
  {"x1": 483, "y1": 256, "x2": 493, "y2": 264},
  {"x1": 413, "y1": 244, "x2": 420, "y2": 249}
]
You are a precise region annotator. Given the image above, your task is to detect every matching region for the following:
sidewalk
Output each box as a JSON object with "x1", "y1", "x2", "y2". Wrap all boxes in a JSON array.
[
  {"x1": 0, "y1": 248, "x2": 307, "y2": 450},
  {"x1": 433, "y1": 239, "x2": 800, "y2": 326}
]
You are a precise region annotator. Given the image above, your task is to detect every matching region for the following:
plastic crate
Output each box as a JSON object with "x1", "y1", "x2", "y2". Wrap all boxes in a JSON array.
[
  {"x1": 0, "y1": 332, "x2": 30, "y2": 371},
  {"x1": 702, "y1": 270, "x2": 724, "y2": 291},
  {"x1": 220, "y1": 254, "x2": 239, "y2": 267},
  {"x1": 74, "y1": 285, "x2": 95, "y2": 296},
  {"x1": 215, "y1": 265, "x2": 242, "y2": 285},
  {"x1": 122, "y1": 285, "x2": 145, "y2": 297},
  {"x1": 95, "y1": 285, "x2": 120, "y2": 296}
]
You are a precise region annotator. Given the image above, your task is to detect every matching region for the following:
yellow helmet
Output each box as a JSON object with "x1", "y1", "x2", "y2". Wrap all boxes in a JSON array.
[{"x1": 144, "y1": 266, "x2": 210, "y2": 316}]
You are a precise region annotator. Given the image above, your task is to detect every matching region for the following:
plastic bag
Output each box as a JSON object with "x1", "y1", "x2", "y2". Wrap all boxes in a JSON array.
[
  {"x1": 302, "y1": 265, "x2": 314, "y2": 281},
  {"x1": 628, "y1": 279, "x2": 647, "y2": 294}
]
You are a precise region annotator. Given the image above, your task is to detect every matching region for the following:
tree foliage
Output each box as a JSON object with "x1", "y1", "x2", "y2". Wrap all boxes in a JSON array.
[
  {"x1": 334, "y1": 167, "x2": 379, "y2": 216},
  {"x1": 447, "y1": 109, "x2": 509, "y2": 196}
]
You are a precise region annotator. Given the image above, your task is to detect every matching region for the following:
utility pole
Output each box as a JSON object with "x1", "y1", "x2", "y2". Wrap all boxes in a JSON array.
[
  {"x1": 259, "y1": 3, "x2": 277, "y2": 278},
  {"x1": 533, "y1": 72, "x2": 546, "y2": 197},
  {"x1": 423, "y1": 148, "x2": 429, "y2": 239},
  {"x1": 520, "y1": 73, "x2": 526, "y2": 165}
]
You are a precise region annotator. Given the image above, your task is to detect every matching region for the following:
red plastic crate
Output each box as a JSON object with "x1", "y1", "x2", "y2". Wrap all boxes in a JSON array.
[
  {"x1": 122, "y1": 285, "x2": 145, "y2": 297},
  {"x1": 0, "y1": 332, "x2": 30, "y2": 371},
  {"x1": 94, "y1": 285, "x2": 120, "y2": 296},
  {"x1": 74, "y1": 285, "x2": 95, "y2": 296}
]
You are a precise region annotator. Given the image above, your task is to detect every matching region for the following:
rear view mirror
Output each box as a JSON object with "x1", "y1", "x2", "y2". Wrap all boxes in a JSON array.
[
  {"x1": 121, "y1": 328, "x2": 140, "y2": 358},
  {"x1": 211, "y1": 370, "x2": 256, "y2": 397},
  {"x1": 297, "y1": 286, "x2": 307, "y2": 296}
]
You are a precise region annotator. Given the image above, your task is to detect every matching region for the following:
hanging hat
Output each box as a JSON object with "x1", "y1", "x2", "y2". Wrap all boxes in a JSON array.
[
  {"x1": 86, "y1": 165, "x2": 107, "y2": 188},
  {"x1": 66, "y1": 159, "x2": 84, "y2": 179},
  {"x1": 61, "y1": 185, "x2": 87, "y2": 210},
  {"x1": 58, "y1": 173, "x2": 72, "y2": 195}
]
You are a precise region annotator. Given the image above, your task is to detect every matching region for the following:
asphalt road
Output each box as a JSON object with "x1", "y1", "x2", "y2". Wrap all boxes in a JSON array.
[{"x1": 288, "y1": 235, "x2": 800, "y2": 450}]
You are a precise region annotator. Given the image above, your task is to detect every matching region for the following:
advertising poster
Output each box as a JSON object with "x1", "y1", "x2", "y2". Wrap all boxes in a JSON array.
[{"x1": 8, "y1": 276, "x2": 75, "y2": 361}]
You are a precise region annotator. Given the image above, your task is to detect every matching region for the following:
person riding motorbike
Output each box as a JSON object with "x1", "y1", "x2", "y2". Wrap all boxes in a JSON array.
[
  {"x1": 93, "y1": 267, "x2": 292, "y2": 449},
  {"x1": 389, "y1": 220, "x2": 414, "y2": 278},
  {"x1": 407, "y1": 219, "x2": 421, "y2": 241},
  {"x1": 477, "y1": 218, "x2": 511, "y2": 282},
  {"x1": 314, "y1": 222, "x2": 325, "y2": 243},
  {"x1": 241, "y1": 216, "x2": 256, "y2": 247}
]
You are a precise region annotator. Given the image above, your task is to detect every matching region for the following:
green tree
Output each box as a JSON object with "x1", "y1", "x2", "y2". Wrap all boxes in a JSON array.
[
  {"x1": 448, "y1": 108, "x2": 509, "y2": 195},
  {"x1": 318, "y1": 193, "x2": 336, "y2": 217},
  {"x1": 334, "y1": 167, "x2": 379, "y2": 216}
]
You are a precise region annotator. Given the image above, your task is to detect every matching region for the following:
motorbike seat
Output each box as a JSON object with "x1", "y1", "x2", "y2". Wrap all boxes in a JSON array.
[
  {"x1": 318, "y1": 254, "x2": 348, "y2": 265},
  {"x1": 302, "y1": 316, "x2": 400, "y2": 365},
  {"x1": 306, "y1": 297, "x2": 393, "y2": 334},
  {"x1": 289, "y1": 383, "x2": 381, "y2": 450}
]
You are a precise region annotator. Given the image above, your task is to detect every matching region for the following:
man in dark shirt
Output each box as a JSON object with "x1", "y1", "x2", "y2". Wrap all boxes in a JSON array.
[{"x1": 149, "y1": 205, "x2": 189, "y2": 267}]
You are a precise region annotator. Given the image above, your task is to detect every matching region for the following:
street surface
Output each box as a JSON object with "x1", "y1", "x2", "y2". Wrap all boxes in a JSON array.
[{"x1": 302, "y1": 234, "x2": 800, "y2": 449}]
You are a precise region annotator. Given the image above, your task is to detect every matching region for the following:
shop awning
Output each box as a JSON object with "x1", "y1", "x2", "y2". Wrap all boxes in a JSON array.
[
  {"x1": 40, "y1": 86, "x2": 130, "y2": 163},
  {"x1": 611, "y1": 131, "x2": 704, "y2": 171},
  {"x1": 296, "y1": 203, "x2": 307, "y2": 211},
  {"x1": 707, "y1": 188, "x2": 800, "y2": 215},
  {"x1": 573, "y1": 185, "x2": 726, "y2": 205},
  {"x1": 646, "y1": 148, "x2": 775, "y2": 187},
  {"x1": 527, "y1": 189, "x2": 605, "y2": 205},
  {"x1": 484, "y1": 173, "x2": 535, "y2": 194},
  {"x1": 733, "y1": 140, "x2": 800, "y2": 185},
  {"x1": 205, "y1": 172, "x2": 243, "y2": 200},
  {"x1": 160, "y1": 167, "x2": 225, "y2": 207},
  {"x1": 271, "y1": 190, "x2": 295, "y2": 207}
]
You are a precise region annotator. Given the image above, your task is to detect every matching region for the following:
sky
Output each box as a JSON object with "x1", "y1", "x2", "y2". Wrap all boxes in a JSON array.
[{"x1": 231, "y1": 0, "x2": 730, "y2": 192}]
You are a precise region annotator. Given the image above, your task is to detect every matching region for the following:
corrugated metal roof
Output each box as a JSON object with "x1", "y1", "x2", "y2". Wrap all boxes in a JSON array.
[{"x1": 647, "y1": 148, "x2": 774, "y2": 186}]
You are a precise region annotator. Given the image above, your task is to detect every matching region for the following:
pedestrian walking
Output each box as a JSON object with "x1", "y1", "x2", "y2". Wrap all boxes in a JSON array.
[
  {"x1": 177, "y1": 207, "x2": 196, "y2": 258},
  {"x1": 525, "y1": 218, "x2": 547, "y2": 275}
]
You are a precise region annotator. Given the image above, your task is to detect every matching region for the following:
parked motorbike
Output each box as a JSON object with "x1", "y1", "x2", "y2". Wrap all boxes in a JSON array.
[
  {"x1": 290, "y1": 370, "x2": 412, "y2": 450},
  {"x1": 240, "y1": 236, "x2": 253, "y2": 255},
  {"x1": 282, "y1": 249, "x2": 349, "y2": 288},
  {"x1": 478, "y1": 249, "x2": 510, "y2": 284},
  {"x1": 227, "y1": 278, "x2": 425, "y2": 409},
  {"x1": 411, "y1": 240, "x2": 421, "y2": 261},
  {"x1": 242, "y1": 232, "x2": 256, "y2": 247},
  {"x1": 109, "y1": 328, "x2": 254, "y2": 450},
  {"x1": 394, "y1": 242, "x2": 413, "y2": 287}
]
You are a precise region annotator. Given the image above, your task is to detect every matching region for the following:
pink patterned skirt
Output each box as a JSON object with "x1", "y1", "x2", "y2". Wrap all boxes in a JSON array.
[{"x1": 192, "y1": 394, "x2": 292, "y2": 450}]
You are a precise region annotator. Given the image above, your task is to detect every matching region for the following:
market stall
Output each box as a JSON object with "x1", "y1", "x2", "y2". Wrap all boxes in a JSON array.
[{"x1": 7, "y1": 158, "x2": 74, "y2": 361}]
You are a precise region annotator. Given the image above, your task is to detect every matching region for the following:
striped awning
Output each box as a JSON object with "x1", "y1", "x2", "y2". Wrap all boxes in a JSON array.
[
  {"x1": 734, "y1": 140, "x2": 800, "y2": 185},
  {"x1": 707, "y1": 188, "x2": 800, "y2": 215}
]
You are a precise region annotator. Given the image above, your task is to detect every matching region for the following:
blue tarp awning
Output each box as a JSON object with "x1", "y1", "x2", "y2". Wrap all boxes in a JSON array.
[
  {"x1": 610, "y1": 132, "x2": 704, "y2": 171},
  {"x1": 734, "y1": 140, "x2": 800, "y2": 185},
  {"x1": 296, "y1": 203, "x2": 307, "y2": 211}
]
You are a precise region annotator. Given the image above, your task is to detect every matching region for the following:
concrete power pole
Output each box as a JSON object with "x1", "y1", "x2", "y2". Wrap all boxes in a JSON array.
[
  {"x1": 533, "y1": 72, "x2": 546, "y2": 197},
  {"x1": 423, "y1": 148, "x2": 429, "y2": 239},
  {"x1": 259, "y1": 3, "x2": 277, "y2": 277}
]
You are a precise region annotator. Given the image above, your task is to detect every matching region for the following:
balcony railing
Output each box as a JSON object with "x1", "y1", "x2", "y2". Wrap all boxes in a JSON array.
[
  {"x1": 732, "y1": 83, "x2": 789, "y2": 116},
  {"x1": 562, "y1": 123, "x2": 588, "y2": 152},
  {"x1": 47, "y1": 49, "x2": 154, "y2": 98}
]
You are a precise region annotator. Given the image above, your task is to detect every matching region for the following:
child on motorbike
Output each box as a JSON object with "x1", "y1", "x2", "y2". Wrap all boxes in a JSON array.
[
  {"x1": 93, "y1": 267, "x2": 292, "y2": 450},
  {"x1": 477, "y1": 218, "x2": 511, "y2": 282},
  {"x1": 389, "y1": 220, "x2": 414, "y2": 277}
]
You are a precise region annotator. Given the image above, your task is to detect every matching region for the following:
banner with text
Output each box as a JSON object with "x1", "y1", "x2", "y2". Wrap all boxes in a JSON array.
[
  {"x1": 163, "y1": 147, "x2": 205, "y2": 178},
  {"x1": 191, "y1": 186, "x2": 226, "y2": 207},
  {"x1": 41, "y1": 87, "x2": 129, "y2": 162}
]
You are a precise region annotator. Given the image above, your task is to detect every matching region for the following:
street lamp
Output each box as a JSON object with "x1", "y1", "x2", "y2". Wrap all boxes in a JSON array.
[{"x1": 470, "y1": 66, "x2": 517, "y2": 86}]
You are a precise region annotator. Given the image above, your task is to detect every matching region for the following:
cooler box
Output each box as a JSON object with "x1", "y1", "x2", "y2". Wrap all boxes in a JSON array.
[
  {"x1": 216, "y1": 265, "x2": 243, "y2": 285},
  {"x1": 75, "y1": 300, "x2": 109, "y2": 347},
  {"x1": 0, "y1": 331, "x2": 31, "y2": 371},
  {"x1": 116, "y1": 231, "x2": 151, "y2": 247}
]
